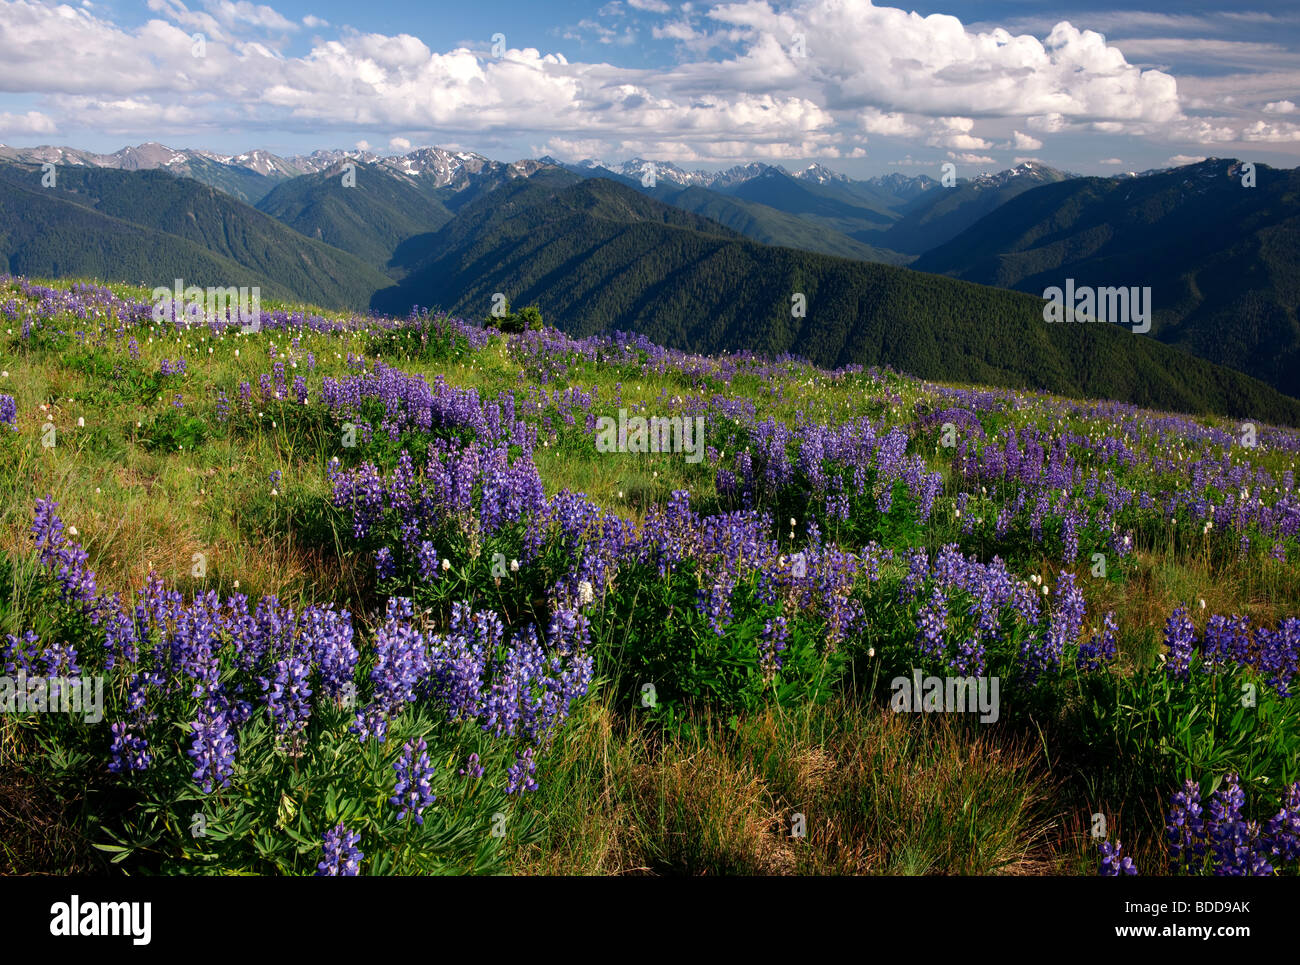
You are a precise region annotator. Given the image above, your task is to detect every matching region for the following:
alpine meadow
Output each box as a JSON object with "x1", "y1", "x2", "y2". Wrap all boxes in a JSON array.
[{"x1": 1, "y1": 0, "x2": 1299, "y2": 914}]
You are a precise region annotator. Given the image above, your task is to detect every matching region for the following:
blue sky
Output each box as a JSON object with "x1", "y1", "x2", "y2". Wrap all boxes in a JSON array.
[{"x1": 1, "y1": 0, "x2": 1297, "y2": 176}]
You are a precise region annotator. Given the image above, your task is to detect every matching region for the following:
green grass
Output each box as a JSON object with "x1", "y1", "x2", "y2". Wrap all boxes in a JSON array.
[{"x1": 2, "y1": 274, "x2": 1298, "y2": 876}]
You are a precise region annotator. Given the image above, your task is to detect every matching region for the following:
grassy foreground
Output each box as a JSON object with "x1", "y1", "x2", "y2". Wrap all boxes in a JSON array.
[{"x1": 1, "y1": 275, "x2": 1297, "y2": 876}]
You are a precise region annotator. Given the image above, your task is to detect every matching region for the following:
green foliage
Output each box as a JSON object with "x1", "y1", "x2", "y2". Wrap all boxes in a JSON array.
[
  {"x1": 377, "y1": 177, "x2": 1300, "y2": 425},
  {"x1": 0, "y1": 161, "x2": 394, "y2": 311},
  {"x1": 484, "y1": 299, "x2": 545, "y2": 334},
  {"x1": 917, "y1": 159, "x2": 1300, "y2": 397},
  {"x1": 257, "y1": 161, "x2": 452, "y2": 274},
  {"x1": 140, "y1": 407, "x2": 209, "y2": 452}
]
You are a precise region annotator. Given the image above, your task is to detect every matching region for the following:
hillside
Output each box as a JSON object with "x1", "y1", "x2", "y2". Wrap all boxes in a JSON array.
[
  {"x1": 373, "y1": 176, "x2": 1300, "y2": 425},
  {"x1": 914, "y1": 159, "x2": 1300, "y2": 396},
  {"x1": 873, "y1": 162, "x2": 1073, "y2": 254},
  {"x1": 560, "y1": 163, "x2": 911, "y2": 265},
  {"x1": 0, "y1": 162, "x2": 395, "y2": 311},
  {"x1": 256, "y1": 161, "x2": 454, "y2": 274}
]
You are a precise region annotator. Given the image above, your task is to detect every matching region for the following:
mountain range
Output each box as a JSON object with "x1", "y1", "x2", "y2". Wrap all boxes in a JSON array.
[
  {"x1": 915, "y1": 159, "x2": 1300, "y2": 397},
  {"x1": 1, "y1": 140, "x2": 1297, "y2": 423}
]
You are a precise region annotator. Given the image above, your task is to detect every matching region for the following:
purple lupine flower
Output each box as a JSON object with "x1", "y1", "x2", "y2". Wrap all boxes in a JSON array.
[
  {"x1": 0, "y1": 394, "x2": 16, "y2": 428},
  {"x1": 1207, "y1": 773, "x2": 1271, "y2": 876},
  {"x1": 1265, "y1": 782, "x2": 1300, "y2": 864},
  {"x1": 1077, "y1": 612, "x2": 1118, "y2": 672},
  {"x1": 759, "y1": 615, "x2": 789, "y2": 678},
  {"x1": 390, "y1": 738, "x2": 436, "y2": 824},
  {"x1": 1098, "y1": 839, "x2": 1138, "y2": 875},
  {"x1": 1163, "y1": 606, "x2": 1197, "y2": 680},
  {"x1": 1023, "y1": 572, "x2": 1084, "y2": 682},
  {"x1": 316, "y1": 823, "x2": 363, "y2": 876},
  {"x1": 950, "y1": 635, "x2": 987, "y2": 677},
  {"x1": 915, "y1": 585, "x2": 948, "y2": 662},
  {"x1": 375, "y1": 546, "x2": 395, "y2": 581},
  {"x1": 459, "y1": 752, "x2": 484, "y2": 779},
  {"x1": 481, "y1": 627, "x2": 546, "y2": 740},
  {"x1": 899, "y1": 548, "x2": 928, "y2": 603},
  {"x1": 505, "y1": 747, "x2": 538, "y2": 794},
  {"x1": 1202, "y1": 613, "x2": 1251, "y2": 671},
  {"x1": 260, "y1": 653, "x2": 313, "y2": 736},
  {"x1": 303, "y1": 605, "x2": 357, "y2": 702},
  {"x1": 2, "y1": 630, "x2": 39, "y2": 676},
  {"x1": 352, "y1": 598, "x2": 428, "y2": 741},
  {"x1": 31, "y1": 497, "x2": 100, "y2": 618},
  {"x1": 1166, "y1": 779, "x2": 1206, "y2": 869},
  {"x1": 417, "y1": 541, "x2": 440, "y2": 582},
  {"x1": 187, "y1": 699, "x2": 237, "y2": 793},
  {"x1": 108, "y1": 722, "x2": 152, "y2": 773}
]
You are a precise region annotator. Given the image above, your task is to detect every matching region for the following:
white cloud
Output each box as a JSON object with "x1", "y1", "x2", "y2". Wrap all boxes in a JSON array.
[
  {"x1": 0, "y1": 109, "x2": 56, "y2": 134},
  {"x1": 1098, "y1": 157, "x2": 1123, "y2": 164},
  {"x1": 1168, "y1": 118, "x2": 1237, "y2": 143},
  {"x1": 858, "y1": 106, "x2": 919, "y2": 137},
  {"x1": 564, "y1": 18, "x2": 638, "y2": 45},
  {"x1": 653, "y1": 21, "x2": 699, "y2": 42},
  {"x1": 1011, "y1": 130, "x2": 1042, "y2": 150},
  {"x1": 1026, "y1": 112, "x2": 1067, "y2": 133},
  {"x1": 389, "y1": 135, "x2": 411, "y2": 151},
  {"x1": 0, "y1": 0, "x2": 1282, "y2": 159},
  {"x1": 704, "y1": 4, "x2": 1182, "y2": 124},
  {"x1": 1241, "y1": 120, "x2": 1300, "y2": 142},
  {"x1": 209, "y1": 1, "x2": 298, "y2": 32},
  {"x1": 948, "y1": 152, "x2": 995, "y2": 164},
  {"x1": 926, "y1": 116, "x2": 990, "y2": 151},
  {"x1": 1167, "y1": 154, "x2": 1206, "y2": 165}
]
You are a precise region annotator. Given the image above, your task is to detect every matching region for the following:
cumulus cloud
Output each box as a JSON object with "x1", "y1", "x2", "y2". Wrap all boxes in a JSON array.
[
  {"x1": 1098, "y1": 157, "x2": 1123, "y2": 164},
  {"x1": 1241, "y1": 120, "x2": 1300, "y2": 142},
  {"x1": 858, "y1": 106, "x2": 920, "y2": 137},
  {"x1": 1168, "y1": 154, "x2": 1206, "y2": 165},
  {"x1": 0, "y1": 109, "x2": 56, "y2": 134},
  {"x1": 209, "y1": 1, "x2": 298, "y2": 32},
  {"x1": 388, "y1": 135, "x2": 411, "y2": 151},
  {"x1": 1026, "y1": 112, "x2": 1068, "y2": 133},
  {"x1": 926, "y1": 116, "x2": 990, "y2": 151},
  {"x1": 0, "y1": 0, "x2": 1281, "y2": 159},
  {"x1": 948, "y1": 152, "x2": 995, "y2": 164},
  {"x1": 704, "y1": 3, "x2": 1182, "y2": 124},
  {"x1": 653, "y1": 21, "x2": 700, "y2": 42}
]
